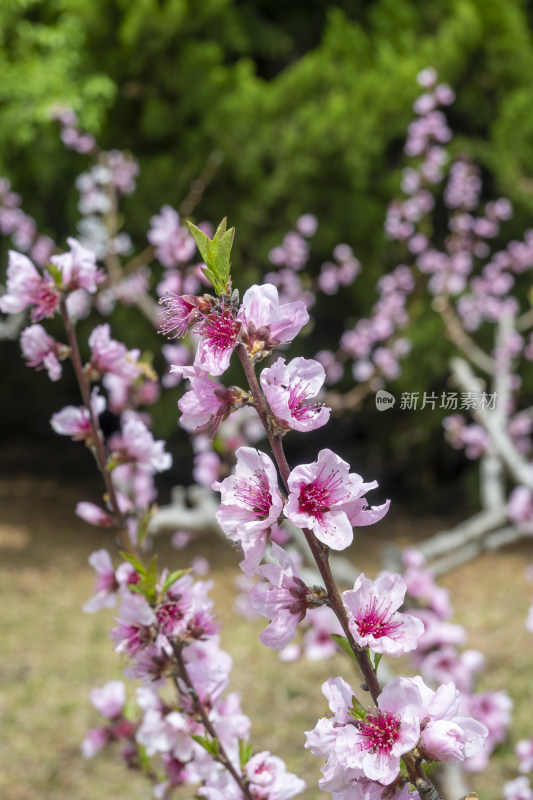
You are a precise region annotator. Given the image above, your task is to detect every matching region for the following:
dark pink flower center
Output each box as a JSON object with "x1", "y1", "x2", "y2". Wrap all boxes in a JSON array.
[
  {"x1": 234, "y1": 469, "x2": 273, "y2": 519},
  {"x1": 31, "y1": 282, "x2": 60, "y2": 322},
  {"x1": 358, "y1": 711, "x2": 401, "y2": 754},
  {"x1": 95, "y1": 571, "x2": 118, "y2": 595},
  {"x1": 355, "y1": 597, "x2": 403, "y2": 639},
  {"x1": 156, "y1": 601, "x2": 187, "y2": 635},
  {"x1": 288, "y1": 380, "x2": 319, "y2": 421},
  {"x1": 199, "y1": 308, "x2": 241, "y2": 355},
  {"x1": 298, "y1": 467, "x2": 349, "y2": 523},
  {"x1": 115, "y1": 622, "x2": 151, "y2": 655}
]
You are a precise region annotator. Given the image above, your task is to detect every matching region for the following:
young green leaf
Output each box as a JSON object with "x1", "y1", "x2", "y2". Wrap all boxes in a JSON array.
[
  {"x1": 331, "y1": 633, "x2": 357, "y2": 662},
  {"x1": 127, "y1": 582, "x2": 156, "y2": 602},
  {"x1": 145, "y1": 555, "x2": 158, "y2": 586},
  {"x1": 119, "y1": 551, "x2": 147, "y2": 577},
  {"x1": 191, "y1": 734, "x2": 220, "y2": 758},
  {"x1": 373, "y1": 652, "x2": 383, "y2": 673},
  {"x1": 348, "y1": 695, "x2": 367, "y2": 721},
  {"x1": 161, "y1": 569, "x2": 191, "y2": 596},
  {"x1": 239, "y1": 739, "x2": 253, "y2": 768},
  {"x1": 186, "y1": 218, "x2": 234, "y2": 295},
  {"x1": 186, "y1": 221, "x2": 211, "y2": 267}
]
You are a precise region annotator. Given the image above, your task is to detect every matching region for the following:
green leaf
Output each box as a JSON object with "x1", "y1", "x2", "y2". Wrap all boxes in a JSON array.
[
  {"x1": 187, "y1": 221, "x2": 212, "y2": 267},
  {"x1": 45, "y1": 260, "x2": 63, "y2": 287},
  {"x1": 214, "y1": 226, "x2": 234, "y2": 287},
  {"x1": 186, "y1": 217, "x2": 234, "y2": 295},
  {"x1": 191, "y1": 734, "x2": 220, "y2": 758},
  {"x1": 331, "y1": 633, "x2": 357, "y2": 662},
  {"x1": 348, "y1": 695, "x2": 367, "y2": 721},
  {"x1": 136, "y1": 507, "x2": 153, "y2": 548},
  {"x1": 239, "y1": 739, "x2": 253, "y2": 768},
  {"x1": 128, "y1": 580, "x2": 157, "y2": 603},
  {"x1": 120, "y1": 551, "x2": 146, "y2": 576},
  {"x1": 145, "y1": 555, "x2": 158, "y2": 586},
  {"x1": 161, "y1": 568, "x2": 191, "y2": 595},
  {"x1": 373, "y1": 652, "x2": 383, "y2": 672}
]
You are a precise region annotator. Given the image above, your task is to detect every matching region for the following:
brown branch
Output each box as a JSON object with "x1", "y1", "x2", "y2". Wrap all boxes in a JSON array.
[
  {"x1": 59, "y1": 299, "x2": 138, "y2": 556},
  {"x1": 235, "y1": 342, "x2": 444, "y2": 800},
  {"x1": 170, "y1": 641, "x2": 254, "y2": 800}
]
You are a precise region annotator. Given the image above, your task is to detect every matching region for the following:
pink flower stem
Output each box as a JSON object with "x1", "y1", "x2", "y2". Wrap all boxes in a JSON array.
[
  {"x1": 170, "y1": 640, "x2": 254, "y2": 800},
  {"x1": 59, "y1": 299, "x2": 138, "y2": 557},
  {"x1": 236, "y1": 343, "x2": 440, "y2": 797}
]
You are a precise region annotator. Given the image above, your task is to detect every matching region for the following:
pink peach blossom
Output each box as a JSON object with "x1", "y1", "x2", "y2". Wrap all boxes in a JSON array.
[{"x1": 343, "y1": 572, "x2": 424, "y2": 656}]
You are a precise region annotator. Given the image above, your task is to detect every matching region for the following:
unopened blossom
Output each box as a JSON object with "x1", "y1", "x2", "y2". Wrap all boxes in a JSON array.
[
  {"x1": 20, "y1": 324, "x2": 68, "y2": 381},
  {"x1": 0, "y1": 250, "x2": 60, "y2": 321},
  {"x1": 89, "y1": 680, "x2": 126, "y2": 719},
  {"x1": 214, "y1": 447, "x2": 284, "y2": 575},
  {"x1": 76, "y1": 501, "x2": 114, "y2": 529},
  {"x1": 174, "y1": 365, "x2": 245, "y2": 436},
  {"x1": 285, "y1": 449, "x2": 389, "y2": 550},
  {"x1": 238, "y1": 283, "x2": 309, "y2": 360},
  {"x1": 410, "y1": 676, "x2": 488, "y2": 764},
  {"x1": 260, "y1": 357, "x2": 331, "y2": 432},
  {"x1": 343, "y1": 572, "x2": 424, "y2": 656},
  {"x1": 250, "y1": 543, "x2": 320, "y2": 650}
]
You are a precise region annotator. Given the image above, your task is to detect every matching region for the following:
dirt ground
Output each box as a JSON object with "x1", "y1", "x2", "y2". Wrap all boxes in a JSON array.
[{"x1": 1, "y1": 471, "x2": 532, "y2": 800}]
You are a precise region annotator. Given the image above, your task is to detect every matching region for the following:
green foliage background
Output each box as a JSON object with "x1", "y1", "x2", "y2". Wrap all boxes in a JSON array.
[{"x1": 2, "y1": 0, "x2": 533, "y2": 501}]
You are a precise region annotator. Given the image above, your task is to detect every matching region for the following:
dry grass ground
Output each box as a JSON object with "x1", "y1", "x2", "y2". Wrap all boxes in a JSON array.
[{"x1": 1, "y1": 474, "x2": 532, "y2": 800}]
